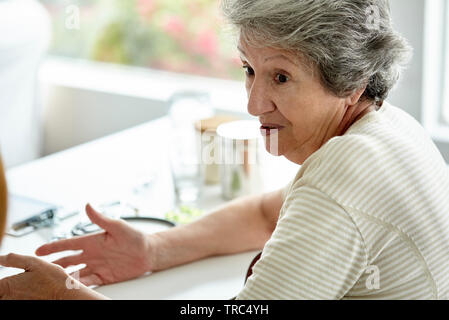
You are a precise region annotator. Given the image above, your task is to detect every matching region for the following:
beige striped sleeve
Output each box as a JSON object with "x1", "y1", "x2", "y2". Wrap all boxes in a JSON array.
[{"x1": 236, "y1": 185, "x2": 368, "y2": 300}]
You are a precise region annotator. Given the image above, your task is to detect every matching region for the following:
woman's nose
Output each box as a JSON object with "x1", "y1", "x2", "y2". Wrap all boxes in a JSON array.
[{"x1": 247, "y1": 80, "x2": 275, "y2": 116}]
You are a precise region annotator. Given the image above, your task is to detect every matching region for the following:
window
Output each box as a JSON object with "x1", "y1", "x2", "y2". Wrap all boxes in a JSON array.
[
  {"x1": 443, "y1": 0, "x2": 449, "y2": 124},
  {"x1": 39, "y1": 0, "x2": 244, "y2": 81},
  {"x1": 422, "y1": 0, "x2": 449, "y2": 141}
]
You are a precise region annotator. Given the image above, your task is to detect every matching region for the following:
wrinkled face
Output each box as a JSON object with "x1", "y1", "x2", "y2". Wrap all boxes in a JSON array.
[{"x1": 238, "y1": 37, "x2": 349, "y2": 164}]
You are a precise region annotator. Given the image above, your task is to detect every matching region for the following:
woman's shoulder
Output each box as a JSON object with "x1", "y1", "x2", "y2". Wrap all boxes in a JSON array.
[
  {"x1": 287, "y1": 101, "x2": 447, "y2": 200},
  {"x1": 293, "y1": 109, "x2": 407, "y2": 193},
  {"x1": 313, "y1": 101, "x2": 432, "y2": 167},
  {"x1": 301, "y1": 129, "x2": 385, "y2": 182}
]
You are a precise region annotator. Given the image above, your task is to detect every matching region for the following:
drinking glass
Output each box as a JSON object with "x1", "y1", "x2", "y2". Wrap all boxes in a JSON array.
[{"x1": 168, "y1": 91, "x2": 213, "y2": 205}]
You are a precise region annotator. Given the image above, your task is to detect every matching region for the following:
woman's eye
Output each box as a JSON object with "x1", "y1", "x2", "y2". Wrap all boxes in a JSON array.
[
  {"x1": 275, "y1": 73, "x2": 289, "y2": 84},
  {"x1": 243, "y1": 65, "x2": 254, "y2": 76}
]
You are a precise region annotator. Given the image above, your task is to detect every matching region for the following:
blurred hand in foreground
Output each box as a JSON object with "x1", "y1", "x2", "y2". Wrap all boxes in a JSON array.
[{"x1": 0, "y1": 252, "x2": 107, "y2": 299}]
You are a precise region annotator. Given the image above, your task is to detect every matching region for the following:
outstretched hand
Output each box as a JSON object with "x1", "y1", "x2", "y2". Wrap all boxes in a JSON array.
[{"x1": 35, "y1": 203, "x2": 155, "y2": 287}]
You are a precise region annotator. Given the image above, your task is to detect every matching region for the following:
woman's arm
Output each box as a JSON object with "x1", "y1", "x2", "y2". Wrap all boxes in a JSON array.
[
  {"x1": 148, "y1": 189, "x2": 284, "y2": 272},
  {"x1": 33, "y1": 189, "x2": 284, "y2": 289}
]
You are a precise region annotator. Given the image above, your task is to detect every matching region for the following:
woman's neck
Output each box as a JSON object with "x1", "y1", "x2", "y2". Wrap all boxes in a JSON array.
[{"x1": 338, "y1": 99, "x2": 378, "y2": 135}]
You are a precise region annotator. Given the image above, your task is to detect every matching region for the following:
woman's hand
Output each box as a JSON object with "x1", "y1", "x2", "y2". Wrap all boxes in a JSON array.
[
  {"x1": 35, "y1": 203, "x2": 155, "y2": 287},
  {"x1": 0, "y1": 253, "x2": 107, "y2": 299}
]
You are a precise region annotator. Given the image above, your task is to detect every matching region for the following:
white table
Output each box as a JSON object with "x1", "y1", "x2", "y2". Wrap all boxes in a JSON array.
[{"x1": 1, "y1": 117, "x2": 299, "y2": 299}]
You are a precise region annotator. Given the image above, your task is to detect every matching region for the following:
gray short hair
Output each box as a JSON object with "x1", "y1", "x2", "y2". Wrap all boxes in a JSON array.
[{"x1": 220, "y1": 0, "x2": 413, "y2": 103}]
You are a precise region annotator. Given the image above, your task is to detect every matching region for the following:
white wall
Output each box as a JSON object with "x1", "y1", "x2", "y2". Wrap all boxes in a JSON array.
[
  {"x1": 42, "y1": 85, "x2": 168, "y2": 155},
  {"x1": 0, "y1": 0, "x2": 51, "y2": 168},
  {"x1": 39, "y1": 58, "x2": 249, "y2": 156}
]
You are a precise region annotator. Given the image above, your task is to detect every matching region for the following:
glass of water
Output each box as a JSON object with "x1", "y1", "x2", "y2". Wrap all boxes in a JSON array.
[{"x1": 168, "y1": 91, "x2": 213, "y2": 205}]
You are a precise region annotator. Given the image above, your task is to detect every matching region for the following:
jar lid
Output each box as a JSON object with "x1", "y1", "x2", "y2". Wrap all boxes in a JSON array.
[
  {"x1": 216, "y1": 120, "x2": 260, "y2": 141},
  {"x1": 195, "y1": 115, "x2": 241, "y2": 133}
]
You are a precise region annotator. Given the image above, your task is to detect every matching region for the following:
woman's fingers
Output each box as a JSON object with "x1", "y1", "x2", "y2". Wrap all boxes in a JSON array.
[
  {"x1": 79, "y1": 273, "x2": 103, "y2": 287},
  {"x1": 0, "y1": 253, "x2": 39, "y2": 271},
  {"x1": 35, "y1": 235, "x2": 89, "y2": 256},
  {"x1": 36, "y1": 203, "x2": 125, "y2": 258},
  {"x1": 72, "y1": 266, "x2": 91, "y2": 278},
  {"x1": 85, "y1": 203, "x2": 121, "y2": 231},
  {"x1": 51, "y1": 253, "x2": 84, "y2": 268},
  {"x1": 70, "y1": 267, "x2": 103, "y2": 286}
]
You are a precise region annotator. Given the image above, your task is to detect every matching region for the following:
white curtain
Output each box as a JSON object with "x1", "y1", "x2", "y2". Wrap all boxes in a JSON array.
[{"x1": 0, "y1": 0, "x2": 51, "y2": 168}]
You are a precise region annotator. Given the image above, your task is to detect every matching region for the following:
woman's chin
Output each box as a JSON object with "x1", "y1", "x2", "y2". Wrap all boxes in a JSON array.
[{"x1": 262, "y1": 138, "x2": 283, "y2": 156}]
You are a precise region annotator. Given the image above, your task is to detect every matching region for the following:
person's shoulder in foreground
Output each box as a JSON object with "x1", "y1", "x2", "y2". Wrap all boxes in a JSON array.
[{"x1": 237, "y1": 102, "x2": 449, "y2": 300}]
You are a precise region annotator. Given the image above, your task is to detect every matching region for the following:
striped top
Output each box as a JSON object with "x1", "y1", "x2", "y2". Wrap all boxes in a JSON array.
[{"x1": 236, "y1": 101, "x2": 449, "y2": 300}]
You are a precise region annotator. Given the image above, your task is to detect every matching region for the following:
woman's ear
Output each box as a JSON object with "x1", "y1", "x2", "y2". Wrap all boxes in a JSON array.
[{"x1": 346, "y1": 86, "x2": 367, "y2": 106}]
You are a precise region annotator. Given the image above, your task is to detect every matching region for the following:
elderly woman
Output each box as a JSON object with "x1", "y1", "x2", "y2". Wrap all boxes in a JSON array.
[{"x1": 1, "y1": 0, "x2": 449, "y2": 300}]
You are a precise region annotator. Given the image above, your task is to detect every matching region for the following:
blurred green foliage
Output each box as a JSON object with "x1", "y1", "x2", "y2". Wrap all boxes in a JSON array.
[
  {"x1": 40, "y1": 0, "x2": 244, "y2": 80},
  {"x1": 165, "y1": 205, "x2": 204, "y2": 225}
]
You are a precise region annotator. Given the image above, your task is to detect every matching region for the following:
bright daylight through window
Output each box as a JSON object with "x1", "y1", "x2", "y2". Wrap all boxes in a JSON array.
[
  {"x1": 40, "y1": 0, "x2": 244, "y2": 81},
  {"x1": 444, "y1": 0, "x2": 449, "y2": 124}
]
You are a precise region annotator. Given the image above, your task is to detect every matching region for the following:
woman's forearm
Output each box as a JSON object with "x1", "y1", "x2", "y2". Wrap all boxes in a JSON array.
[{"x1": 148, "y1": 190, "x2": 282, "y2": 272}]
